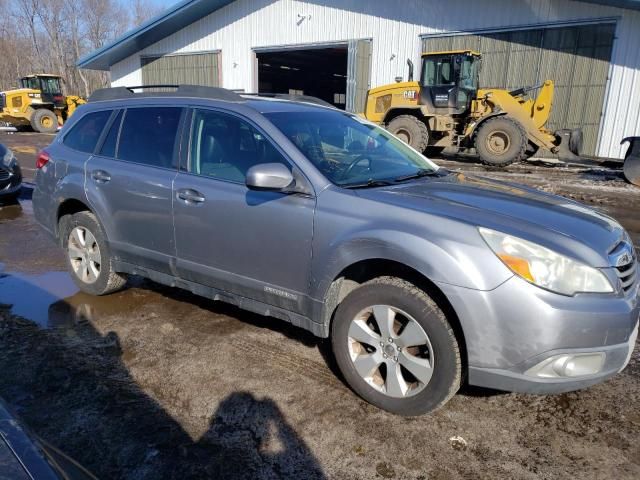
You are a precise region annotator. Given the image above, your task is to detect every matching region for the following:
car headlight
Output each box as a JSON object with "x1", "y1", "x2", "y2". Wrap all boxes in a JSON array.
[
  {"x1": 479, "y1": 227, "x2": 613, "y2": 295},
  {"x1": 2, "y1": 149, "x2": 15, "y2": 168}
]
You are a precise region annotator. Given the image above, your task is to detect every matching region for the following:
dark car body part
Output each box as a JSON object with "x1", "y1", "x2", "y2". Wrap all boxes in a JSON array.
[
  {"x1": 0, "y1": 399, "x2": 97, "y2": 480},
  {"x1": 0, "y1": 144, "x2": 22, "y2": 201}
]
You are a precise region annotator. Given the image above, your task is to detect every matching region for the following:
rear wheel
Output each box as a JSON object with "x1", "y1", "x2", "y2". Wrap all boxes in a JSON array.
[
  {"x1": 331, "y1": 277, "x2": 461, "y2": 416},
  {"x1": 475, "y1": 116, "x2": 527, "y2": 166},
  {"x1": 386, "y1": 115, "x2": 429, "y2": 153},
  {"x1": 30, "y1": 109, "x2": 58, "y2": 133},
  {"x1": 59, "y1": 212, "x2": 126, "y2": 295}
]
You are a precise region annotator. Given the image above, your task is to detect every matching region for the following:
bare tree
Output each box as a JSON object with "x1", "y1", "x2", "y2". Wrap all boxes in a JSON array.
[
  {"x1": 14, "y1": 0, "x2": 45, "y2": 71},
  {"x1": 1, "y1": 0, "x2": 169, "y2": 94},
  {"x1": 65, "y1": 0, "x2": 90, "y2": 97},
  {"x1": 131, "y1": 0, "x2": 162, "y2": 27}
]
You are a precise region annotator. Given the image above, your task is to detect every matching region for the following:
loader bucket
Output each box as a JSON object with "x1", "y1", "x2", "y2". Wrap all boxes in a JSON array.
[
  {"x1": 621, "y1": 136, "x2": 640, "y2": 187},
  {"x1": 555, "y1": 128, "x2": 583, "y2": 162}
]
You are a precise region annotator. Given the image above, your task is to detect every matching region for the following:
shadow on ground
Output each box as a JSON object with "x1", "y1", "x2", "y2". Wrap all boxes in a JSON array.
[{"x1": 0, "y1": 276, "x2": 327, "y2": 479}]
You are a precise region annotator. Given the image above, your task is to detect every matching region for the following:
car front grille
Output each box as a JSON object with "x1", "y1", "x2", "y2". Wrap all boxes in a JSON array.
[
  {"x1": 609, "y1": 237, "x2": 637, "y2": 294},
  {"x1": 616, "y1": 261, "x2": 637, "y2": 294},
  {"x1": 0, "y1": 167, "x2": 10, "y2": 182},
  {"x1": 0, "y1": 93, "x2": 5, "y2": 109}
]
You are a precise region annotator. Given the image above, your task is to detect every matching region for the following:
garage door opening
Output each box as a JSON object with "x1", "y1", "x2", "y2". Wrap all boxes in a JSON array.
[{"x1": 257, "y1": 47, "x2": 348, "y2": 109}]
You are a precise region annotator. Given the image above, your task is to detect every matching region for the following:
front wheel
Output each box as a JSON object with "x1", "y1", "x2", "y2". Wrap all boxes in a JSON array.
[
  {"x1": 59, "y1": 211, "x2": 127, "y2": 295},
  {"x1": 475, "y1": 116, "x2": 527, "y2": 166},
  {"x1": 331, "y1": 277, "x2": 461, "y2": 416},
  {"x1": 386, "y1": 115, "x2": 430, "y2": 153}
]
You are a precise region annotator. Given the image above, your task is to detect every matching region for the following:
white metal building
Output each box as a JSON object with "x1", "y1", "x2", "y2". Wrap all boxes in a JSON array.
[{"x1": 78, "y1": 0, "x2": 640, "y2": 158}]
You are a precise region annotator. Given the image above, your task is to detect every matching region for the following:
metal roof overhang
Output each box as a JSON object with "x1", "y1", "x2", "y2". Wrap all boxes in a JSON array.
[
  {"x1": 575, "y1": 0, "x2": 640, "y2": 10},
  {"x1": 79, "y1": 0, "x2": 640, "y2": 71},
  {"x1": 77, "y1": 0, "x2": 234, "y2": 70}
]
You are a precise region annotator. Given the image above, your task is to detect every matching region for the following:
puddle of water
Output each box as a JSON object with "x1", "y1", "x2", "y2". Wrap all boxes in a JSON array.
[
  {"x1": 0, "y1": 203, "x2": 23, "y2": 222},
  {"x1": 0, "y1": 270, "x2": 148, "y2": 329},
  {"x1": 0, "y1": 269, "x2": 198, "y2": 331},
  {"x1": 0, "y1": 271, "x2": 79, "y2": 327}
]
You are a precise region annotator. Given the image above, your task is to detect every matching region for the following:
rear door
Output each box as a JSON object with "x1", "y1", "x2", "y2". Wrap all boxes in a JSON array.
[
  {"x1": 172, "y1": 108, "x2": 315, "y2": 313},
  {"x1": 86, "y1": 106, "x2": 184, "y2": 274}
]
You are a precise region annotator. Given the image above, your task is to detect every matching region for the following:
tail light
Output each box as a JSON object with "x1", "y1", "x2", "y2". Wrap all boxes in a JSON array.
[{"x1": 36, "y1": 150, "x2": 50, "y2": 169}]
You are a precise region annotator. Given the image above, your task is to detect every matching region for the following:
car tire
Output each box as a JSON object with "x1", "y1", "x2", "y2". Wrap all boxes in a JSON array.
[
  {"x1": 59, "y1": 211, "x2": 127, "y2": 295},
  {"x1": 30, "y1": 109, "x2": 59, "y2": 134},
  {"x1": 331, "y1": 277, "x2": 461, "y2": 416},
  {"x1": 475, "y1": 116, "x2": 527, "y2": 167},
  {"x1": 386, "y1": 115, "x2": 430, "y2": 153}
]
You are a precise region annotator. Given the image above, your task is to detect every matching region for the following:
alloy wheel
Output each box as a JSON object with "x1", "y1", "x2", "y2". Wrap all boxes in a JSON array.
[
  {"x1": 347, "y1": 305, "x2": 434, "y2": 398},
  {"x1": 68, "y1": 226, "x2": 101, "y2": 284}
]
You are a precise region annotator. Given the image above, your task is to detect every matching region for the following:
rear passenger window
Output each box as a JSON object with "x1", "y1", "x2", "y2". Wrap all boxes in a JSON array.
[
  {"x1": 63, "y1": 110, "x2": 111, "y2": 153},
  {"x1": 189, "y1": 109, "x2": 289, "y2": 183},
  {"x1": 99, "y1": 110, "x2": 123, "y2": 158},
  {"x1": 118, "y1": 107, "x2": 182, "y2": 168}
]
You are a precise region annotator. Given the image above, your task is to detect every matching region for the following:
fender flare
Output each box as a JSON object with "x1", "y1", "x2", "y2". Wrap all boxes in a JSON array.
[{"x1": 382, "y1": 106, "x2": 424, "y2": 125}]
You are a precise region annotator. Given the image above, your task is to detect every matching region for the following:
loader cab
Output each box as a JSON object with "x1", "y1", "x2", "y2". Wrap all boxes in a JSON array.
[
  {"x1": 19, "y1": 75, "x2": 65, "y2": 108},
  {"x1": 419, "y1": 50, "x2": 480, "y2": 115}
]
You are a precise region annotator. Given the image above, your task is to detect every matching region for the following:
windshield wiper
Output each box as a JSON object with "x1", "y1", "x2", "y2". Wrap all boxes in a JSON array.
[
  {"x1": 342, "y1": 179, "x2": 395, "y2": 189},
  {"x1": 392, "y1": 168, "x2": 445, "y2": 183}
]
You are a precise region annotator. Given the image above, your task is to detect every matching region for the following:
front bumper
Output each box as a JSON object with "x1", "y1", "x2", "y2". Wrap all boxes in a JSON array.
[
  {"x1": 437, "y1": 274, "x2": 639, "y2": 394},
  {"x1": 468, "y1": 322, "x2": 637, "y2": 393}
]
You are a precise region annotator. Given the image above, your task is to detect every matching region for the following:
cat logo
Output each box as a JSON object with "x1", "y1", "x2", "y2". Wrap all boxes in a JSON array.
[{"x1": 402, "y1": 90, "x2": 418, "y2": 100}]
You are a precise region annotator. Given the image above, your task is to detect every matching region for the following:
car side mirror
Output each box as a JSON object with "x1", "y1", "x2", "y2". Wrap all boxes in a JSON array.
[{"x1": 245, "y1": 163, "x2": 294, "y2": 191}]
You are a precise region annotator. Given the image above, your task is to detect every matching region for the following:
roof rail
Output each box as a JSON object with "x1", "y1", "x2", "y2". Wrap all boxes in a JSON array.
[
  {"x1": 88, "y1": 85, "x2": 244, "y2": 103},
  {"x1": 243, "y1": 93, "x2": 335, "y2": 108}
]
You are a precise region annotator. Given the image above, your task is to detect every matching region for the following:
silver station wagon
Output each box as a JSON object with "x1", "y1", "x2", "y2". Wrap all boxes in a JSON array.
[{"x1": 33, "y1": 86, "x2": 638, "y2": 415}]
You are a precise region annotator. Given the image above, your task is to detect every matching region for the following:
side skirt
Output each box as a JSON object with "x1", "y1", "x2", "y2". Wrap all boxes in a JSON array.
[{"x1": 113, "y1": 260, "x2": 326, "y2": 337}]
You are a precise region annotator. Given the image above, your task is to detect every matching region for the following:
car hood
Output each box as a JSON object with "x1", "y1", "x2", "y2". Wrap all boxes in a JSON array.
[{"x1": 354, "y1": 172, "x2": 625, "y2": 267}]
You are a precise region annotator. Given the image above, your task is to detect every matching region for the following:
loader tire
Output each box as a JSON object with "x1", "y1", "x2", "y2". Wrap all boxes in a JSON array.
[
  {"x1": 386, "y1": 115, "x2": 429, "y2": 153},
  {"x1": 30, "y1": 109, "x2": 58, "y2": 133},
  {"x1": 475, "y1": 116, "x2": 527, "y2": 167}
]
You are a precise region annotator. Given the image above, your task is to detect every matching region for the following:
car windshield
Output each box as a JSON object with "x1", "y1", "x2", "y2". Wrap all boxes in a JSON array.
[{"x1": 264, "y1": 110, "x2": 438, "y2": 187}]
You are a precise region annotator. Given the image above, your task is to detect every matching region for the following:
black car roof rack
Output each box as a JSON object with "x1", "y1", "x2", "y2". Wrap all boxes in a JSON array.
[
  {"x1": 88, "y1": 85, "x2": 245, "y2": 103},
  {"x1": 242, "y1": 93, "x2": 335, "y2": 108}
]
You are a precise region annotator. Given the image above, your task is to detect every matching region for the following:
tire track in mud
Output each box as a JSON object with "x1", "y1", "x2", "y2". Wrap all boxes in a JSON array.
[{"x1": 230, "y1": 337, "x2": 345, "y2": 391}]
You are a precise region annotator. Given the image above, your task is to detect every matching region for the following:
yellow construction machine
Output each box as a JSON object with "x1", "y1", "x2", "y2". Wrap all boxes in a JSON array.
[
  {"x1": 363, "y1": 50, "x2": 582, "y2": 166},
  {"x1": 0, "y1": 74, "x2": 85, "y2": 133}
]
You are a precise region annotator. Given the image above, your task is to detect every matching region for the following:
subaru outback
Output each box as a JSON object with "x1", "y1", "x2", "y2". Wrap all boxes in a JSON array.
[{"x1": 33, "y1": 86, "x2": 638, "y2": 415}]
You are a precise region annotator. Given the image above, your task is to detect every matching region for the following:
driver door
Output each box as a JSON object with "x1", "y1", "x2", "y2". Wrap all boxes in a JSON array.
[{"x1": 172, "y1": 108, "x2": 316, "y2": 313}]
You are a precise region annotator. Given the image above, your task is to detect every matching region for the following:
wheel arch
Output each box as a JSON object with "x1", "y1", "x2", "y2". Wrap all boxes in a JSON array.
[
  {"x1": 55, "y1": 197, "x2": 93, "y2": 241},
  {"x1": 383, "y1": 107, "x2": 424, "y2": 125},
  {"x1": 320, "y1": 258, "x2": 468, "y2": 372}
]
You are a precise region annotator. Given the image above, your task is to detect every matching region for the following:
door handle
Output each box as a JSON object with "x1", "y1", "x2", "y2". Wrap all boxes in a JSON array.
[
  {"x1": 176, "y1": 188, "x2": 205, "y2": 204},
  {"x1": 91, "y1": 170, "x2": 111, "y2": 183}
]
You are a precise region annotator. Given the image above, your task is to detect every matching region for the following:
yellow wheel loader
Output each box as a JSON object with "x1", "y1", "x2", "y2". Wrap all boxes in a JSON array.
[
  {"x1": 363, "y1": 50, "x2": 582, "y2": 166},
  {"x1": 0, "y1": 74, "x2": 85, "y2": 133}
]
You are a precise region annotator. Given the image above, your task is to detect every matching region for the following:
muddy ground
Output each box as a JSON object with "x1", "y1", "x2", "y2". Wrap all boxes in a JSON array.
[{"x1": 0, "y1": 131, "x2": 639, "y2": 479}]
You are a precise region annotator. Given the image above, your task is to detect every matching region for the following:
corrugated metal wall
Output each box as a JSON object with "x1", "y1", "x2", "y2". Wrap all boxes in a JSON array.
[
  {"x1": 109, "y1": 0, "x2": 640, "y2": 159},
  {"x1": 422, "y1": 23, "x2": 615, "y2": 155},
  {"x1": 141, "y1": 52, "x2": 220, "y2": 87}
]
